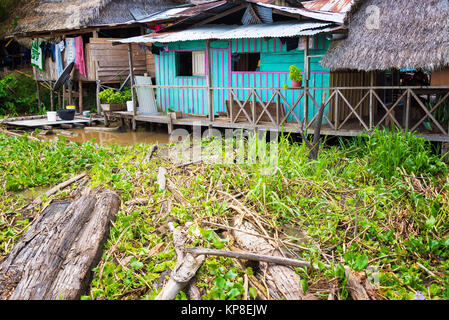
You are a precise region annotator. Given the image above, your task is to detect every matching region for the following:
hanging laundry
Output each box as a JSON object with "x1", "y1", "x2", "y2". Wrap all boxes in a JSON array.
[
  {"x1": 57, "y1": 40, "x2": 65, "y2": 52},
  {"x1": 65, "y1": 37, "x2": 76, "y2": 63},
  {"x1": 75, "y1": 36, "x2": 86, "y2": 77},
  {"x1": 31, "y1": 41, "x2": 44, "y2": 71},
  {"x1": 55, "y1": 43, "x2": 64, "y2": 77},
  {"x1": 40, "y1": 42, "x2": 53, "y2": 60},
  {"x1": 50, "y1": 44, "x2": 56, "y2": 62}
]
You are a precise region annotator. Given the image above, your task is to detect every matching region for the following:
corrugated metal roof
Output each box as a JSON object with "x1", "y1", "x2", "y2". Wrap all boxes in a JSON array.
[
  {"x1": 302, "y1": 0, "x2": 355, "y2": 13},
  {"x1": 254, "y1": 2, "x2": 347, "y2": 24},
  {"x1": 114, "y1": 21, "x2": 337, "y2": 44},
  {"x1": 138, "y1": 1, "x2": 228, "y2": 24}
]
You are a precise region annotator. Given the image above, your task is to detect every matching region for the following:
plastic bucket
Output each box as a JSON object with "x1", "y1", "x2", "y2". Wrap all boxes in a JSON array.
[
  {"x1": 127, "y1": 101, "x2": 134, "y2": 112},
  {"x1": 47, "y1": 111, "x2": 57, "y2": 122}
]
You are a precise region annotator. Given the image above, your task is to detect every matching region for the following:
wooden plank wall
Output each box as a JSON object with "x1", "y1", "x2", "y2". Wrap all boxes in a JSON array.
[
  {"x1": 329, "y1": 70, "x2": 375, "y2": 123},
  {"x1": 87, "y1": 38, "x2": 149, "y2": 84},
  {"x1": 146, "y1": 50, "x2": 155, "y2": 78},
  {"x1": 431, "y1": 67, "x2": 449, "y2": 86}
]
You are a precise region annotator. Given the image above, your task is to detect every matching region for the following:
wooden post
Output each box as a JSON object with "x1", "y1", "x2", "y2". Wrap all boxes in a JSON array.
[
  {"x1": 404, "y1": 88, "x2": 411, "y2": 130},
  {"x1": 68, "y1": 84, "x2": 73, "y2": 106},
  {"x1": 35, "y1": 80, "x2": 42, "y2": 112},
  {"x1": 62, "y1": 84, "x2": 66, "y2": 108},
  {"x1": 50, "y1": 88, "x2": 55, "y2": 112},
  {"x1": 128, "y1": 43, "x2": 137, "y2": 131},
  {"x1": 369, "y1": 71, "x2": 374, "y2": 130},
  {"x1": 276, "y1": 89, "x2": 280, "y2": 126},
  {"x1": 57, "y1": 91, "x2": 61, "y2": 111},
  {"x1": 78, "y1": 80, "x2": 83, "y2": 114},
  {"x1": 206, "y1": 40, "x2": 214, "y2": 123},
  {"x1": 251, "y1": 89, "x2": 256, "y2": 125},
  {"x1": 96, "y1": 80, "x2": 101, "y2": 114},
  {"x1": 303, "y1": 36, "x2": 309, "y2": 128}
]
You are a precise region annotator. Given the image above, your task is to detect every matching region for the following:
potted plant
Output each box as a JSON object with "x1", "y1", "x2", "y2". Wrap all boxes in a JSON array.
[
  {"x1": 98, "y1": 88, "x2": 132, "y2": 112},
  {"x1": 288, "y1": 65, "x2": 303, "y2": 88},
  {"x1": 167, "y1": 107, "x2": 183, "y2": 120}
]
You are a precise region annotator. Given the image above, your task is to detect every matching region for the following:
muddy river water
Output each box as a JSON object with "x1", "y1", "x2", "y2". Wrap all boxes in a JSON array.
[{"x1": 41, "y1": 127, "x2": 170, "y2": 147}]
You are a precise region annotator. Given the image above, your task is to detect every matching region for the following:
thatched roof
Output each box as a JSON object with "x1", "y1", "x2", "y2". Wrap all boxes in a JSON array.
[
  {"x1": 10, "y1": 0, "x2": 189, "y2": 37},
  {"x1": 321, "y1": 0, "x2": 449, "y2": 71}
]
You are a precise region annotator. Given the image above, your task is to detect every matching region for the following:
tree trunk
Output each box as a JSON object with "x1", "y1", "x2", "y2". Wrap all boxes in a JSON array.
[{"x1": 0, "y1": 188, "x2": 120, "y2": 300}]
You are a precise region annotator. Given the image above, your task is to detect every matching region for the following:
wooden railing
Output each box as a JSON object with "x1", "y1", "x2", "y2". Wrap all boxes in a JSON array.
[{"x1": 133, "y1": 84, "x2": 449, "y2": 137}]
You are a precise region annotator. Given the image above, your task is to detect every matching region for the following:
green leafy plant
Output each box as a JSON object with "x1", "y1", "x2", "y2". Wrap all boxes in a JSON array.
[
  {"x1": 288, "y1": 65, "x2": 303, "y2": 83},
  {"x1": 98, "y1": 88, "x2": 132, "y2": 104},
  {"x1": 348, "y1": 128, "x2": 446, "y2": 181}
]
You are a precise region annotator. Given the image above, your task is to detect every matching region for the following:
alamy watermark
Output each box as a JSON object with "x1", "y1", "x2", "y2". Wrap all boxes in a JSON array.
[{"x1": 169, "y1": 123, "x2": 279, "y2": 175}]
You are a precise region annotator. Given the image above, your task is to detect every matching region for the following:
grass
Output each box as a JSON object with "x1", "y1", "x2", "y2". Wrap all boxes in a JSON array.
[{"x1": 0, "y1": 129, "x2": 448, "y2": 300}]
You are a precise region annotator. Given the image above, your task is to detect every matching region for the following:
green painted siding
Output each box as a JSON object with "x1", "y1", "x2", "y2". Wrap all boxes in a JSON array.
[{"x1": 154, "y1": 34, "x2": 331, "y2": 121}]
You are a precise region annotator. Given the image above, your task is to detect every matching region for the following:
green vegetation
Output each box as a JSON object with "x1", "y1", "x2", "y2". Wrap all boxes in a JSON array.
[
  {"x1": 98, "y1": 88, "x2": 132, "y2": 104},
  {"x1": 0, "y1": 129, "x2": 448, "y2": 300},
  {"x1": 0, "y1": 73, "x2": 47, "y2": 116}
]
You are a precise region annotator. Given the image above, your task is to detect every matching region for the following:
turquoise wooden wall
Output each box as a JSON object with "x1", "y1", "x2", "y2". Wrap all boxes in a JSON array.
[{"x1": 154, "y1": 34, "x2": 331, "y2": 121}]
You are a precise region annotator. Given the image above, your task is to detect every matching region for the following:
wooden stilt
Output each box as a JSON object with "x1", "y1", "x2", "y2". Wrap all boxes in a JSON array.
[
  {"x1": 96, "y1": 80, "x2": 101, "y2": 115},
  {"x1": 62, "y1": 85, "x2": 66, "y2": 109},
  {"x1": 35, "y1": 80, "x2": 42, "y2": 112},
  {"x1": 68, "y1": 84, "x2": 73, "y2": 106},
  {"x1": 50, "y1": 89, "x2": 55, "y2": 112},
  {"x1": 78, "y1": 80, "x2": 83, "y2": 114}
]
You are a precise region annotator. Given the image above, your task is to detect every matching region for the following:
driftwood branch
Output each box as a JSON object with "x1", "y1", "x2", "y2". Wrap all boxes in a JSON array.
[
  {"x1": 155, "y1": 224, "x2": 205, "y2": 300},
  {"x1": 26, "y1": 173, "x2": 87, "y2": 210},
  {"x1": 186, "y1": 248, "x2": 311, "y2": 268}
]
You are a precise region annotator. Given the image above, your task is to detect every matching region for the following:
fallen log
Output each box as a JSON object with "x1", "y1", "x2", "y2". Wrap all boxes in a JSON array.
[
  {"x1": 232, "y1": 218, "x2": 306, "y2": 300},
  {"x1": 0, "y1": 188, "x2": 120, "y2": 300}
]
